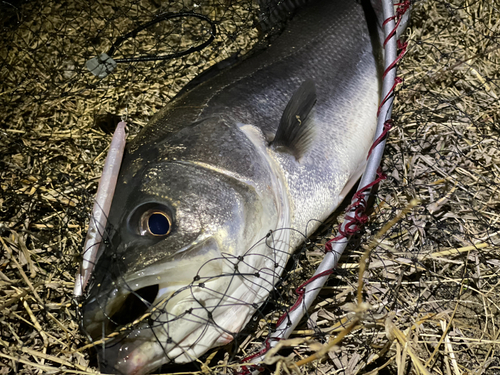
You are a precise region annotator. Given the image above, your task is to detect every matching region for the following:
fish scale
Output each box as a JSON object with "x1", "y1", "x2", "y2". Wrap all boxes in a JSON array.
[
  {"x1": 82, "y1": 0, "x2": 382, "y2": 374},
  {"x1": 196, "y1": 0, "x2": 380, "y2": 247}
]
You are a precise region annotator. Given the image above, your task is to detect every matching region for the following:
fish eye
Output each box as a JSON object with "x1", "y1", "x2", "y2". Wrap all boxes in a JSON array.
[{"x1": 140, "y1": 210, "x2": 172, "y2": 237}]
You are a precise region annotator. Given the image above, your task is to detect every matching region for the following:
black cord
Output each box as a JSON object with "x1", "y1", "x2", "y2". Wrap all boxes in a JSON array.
[{"x1": 106, "y1": 12, "x2": 217, "y2": 64}]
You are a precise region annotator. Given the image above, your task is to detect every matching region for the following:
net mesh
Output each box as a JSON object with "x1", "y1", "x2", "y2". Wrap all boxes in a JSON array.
[{"x1": 1, "y1": 0, "x2": 499, "y2": 374}]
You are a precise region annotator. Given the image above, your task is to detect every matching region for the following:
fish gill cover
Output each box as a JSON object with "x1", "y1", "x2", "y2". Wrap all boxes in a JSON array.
[{"x1": 0, "y1": 0, "x2": 499, "y2": 374}]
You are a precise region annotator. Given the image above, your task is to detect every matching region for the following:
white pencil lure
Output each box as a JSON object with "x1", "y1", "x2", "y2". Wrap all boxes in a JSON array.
[{"x1": 74, "y1": 121, "x2": 127, "y2": 298}]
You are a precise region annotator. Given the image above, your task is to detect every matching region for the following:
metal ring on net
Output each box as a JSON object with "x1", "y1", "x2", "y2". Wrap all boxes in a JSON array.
[{"x1": 240, "y1": 0, "x2": 410, "y2": 371}]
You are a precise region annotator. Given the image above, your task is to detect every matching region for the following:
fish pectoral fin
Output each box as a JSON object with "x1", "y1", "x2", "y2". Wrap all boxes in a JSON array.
[{"x1": 270, "y1": 79, "x2": 317, "y2": 161}]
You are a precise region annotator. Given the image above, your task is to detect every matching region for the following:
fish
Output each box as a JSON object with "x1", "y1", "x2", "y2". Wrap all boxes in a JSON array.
[{"x1": 81, "y1": 0, "x2": 384, "y2": 373}]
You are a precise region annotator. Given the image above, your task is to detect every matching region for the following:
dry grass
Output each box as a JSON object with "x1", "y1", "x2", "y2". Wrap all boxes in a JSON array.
[{"x1": 1, "y1": 0, "x2": 499, "y2": 374}]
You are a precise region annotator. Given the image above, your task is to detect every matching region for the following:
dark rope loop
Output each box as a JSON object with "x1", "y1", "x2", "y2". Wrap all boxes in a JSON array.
[{"x1": 107, "y1": 12, "x2": 217, "y2": 63}]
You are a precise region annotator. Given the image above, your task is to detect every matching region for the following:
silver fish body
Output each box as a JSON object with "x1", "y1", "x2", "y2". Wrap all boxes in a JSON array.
[{"x1": 82, "y1": 0, "x2": 381, "y2": 373}]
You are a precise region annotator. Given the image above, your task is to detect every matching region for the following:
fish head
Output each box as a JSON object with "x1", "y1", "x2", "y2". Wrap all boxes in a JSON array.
[{"x1": 81, "y1": 118, "x2": 285, "y2": 374}]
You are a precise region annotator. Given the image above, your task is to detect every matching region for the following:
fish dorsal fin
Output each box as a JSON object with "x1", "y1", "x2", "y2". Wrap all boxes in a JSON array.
[
  {"x1": 257, "y1": 0, "x2": 311, "y2": 33},
  {"x1": 271, "y1": 79, "x2": 317, "y2": 160}
]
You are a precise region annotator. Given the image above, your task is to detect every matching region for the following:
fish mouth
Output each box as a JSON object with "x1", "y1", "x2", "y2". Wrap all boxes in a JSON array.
[
  {"x1": 106, "y1": 284, "x2": 159, "y2": 328},
  {"x1": 93, "y1": 281, "x2": 260, "y2": 375},
  {"x1": 81, "y1": 232, "x2": 284, "y2": 374},
  {"x1": 82, "y1": 235, "x2": 223, "y2": 335},
  {"x1": 82, "y1": 276, "x2": 189, "y2": 342},
  {"x1": 81, "y1": 236, "x2": 236, "y2": 373}
]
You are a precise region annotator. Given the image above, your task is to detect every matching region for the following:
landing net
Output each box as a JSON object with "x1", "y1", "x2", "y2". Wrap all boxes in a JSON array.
[{"x1": 1, "y1": 0, "x2": 499, "y2": 374}]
